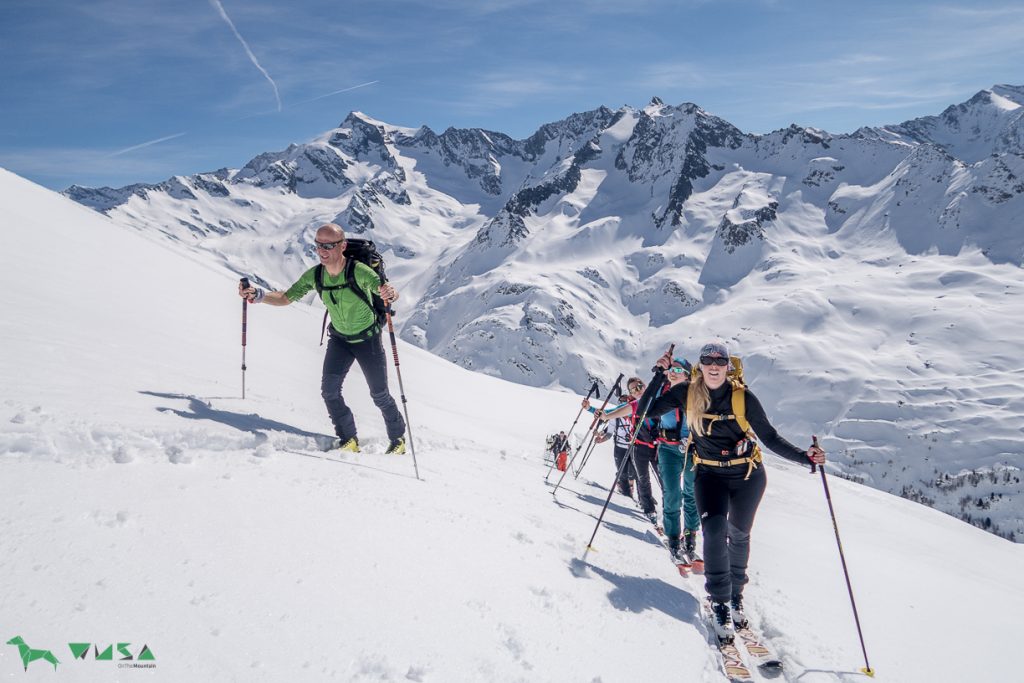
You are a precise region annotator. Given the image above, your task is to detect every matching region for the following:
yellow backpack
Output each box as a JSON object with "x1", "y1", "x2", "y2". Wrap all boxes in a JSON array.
[{"x1": 687, "y1": 356, "x2": 763, "y2": 478}]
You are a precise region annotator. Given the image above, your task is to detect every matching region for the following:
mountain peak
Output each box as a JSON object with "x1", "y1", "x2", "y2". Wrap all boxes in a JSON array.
[
  {"x1": 985, "y1": 85, "x2": 1024, "y2": 110},
  {"x1": 991, "y1": 84, "x2": 1024, "y2": 106},
  {"x1": 340, "y1": 110, "x2": 387, "y2": 128},
  {"x1": 949, "y1": 88, "x2": 1020, "y2": 114}
]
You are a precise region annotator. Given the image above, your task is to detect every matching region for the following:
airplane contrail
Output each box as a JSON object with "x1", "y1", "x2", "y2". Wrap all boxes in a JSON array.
[
  {"x1": 296, "y1": 80, "x2": 380, "y2": 105},
  {"x1": 107, "y1": 132, "x2": 187, "y2": 157},
  {"x1": 209, "y1": 0, "x2": 282, "y2": 111},
  {"x1": 235, "y1": 80, "x2": 381, "y2": 119}
]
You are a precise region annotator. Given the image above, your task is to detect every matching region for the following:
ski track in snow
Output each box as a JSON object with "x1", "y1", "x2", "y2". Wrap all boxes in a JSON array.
[
  {"x1": 3, "y1": 166, "x2": 1024, "y2": 681},
  {"x1": 60, "y1": 92, "x2": 1024, "y2": 544}
]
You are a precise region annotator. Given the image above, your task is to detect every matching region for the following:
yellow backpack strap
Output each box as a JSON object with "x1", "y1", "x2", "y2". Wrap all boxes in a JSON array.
[
  {"x1": 701, "y1": 412, "x2": 736, "y2": 423},
  {"x1": 730, "y1": 379, "x2": 750, "y2": 434},
  {"x1": 723, "y1": 356, "x2": 750, "y2": 434}
]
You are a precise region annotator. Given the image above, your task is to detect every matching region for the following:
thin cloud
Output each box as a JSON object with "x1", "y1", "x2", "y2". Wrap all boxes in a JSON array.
[
  {"x1": 0, "y1": 147, "x2": 204, "y2": 189},
  {"x1": 636, "y1": 61, "x2": 711, "y2": 91},
  {"x1": 106, "y1": 132, "x2": 187, "y2": 157},
  {"x1": 208, "y1": 0, "x2": 282, "y2": 111}
]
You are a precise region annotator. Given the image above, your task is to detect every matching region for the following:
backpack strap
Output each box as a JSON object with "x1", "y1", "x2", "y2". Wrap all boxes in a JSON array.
[
  {"x1": 698, "y1": 384, "x2": 753, "y2": 437},
  {"x1": 343, "y1": 259, "x2": 377, "y2": 315},
  {"x1": 730, "y1": 379, "x2": 751, "y2": 433},
  {"x1": 315, "y1": 260, "x2": 387, "y2": 345},
  {"x1": 689, "y1": 363, "x2": 764, "y2": 478},
  {"x1": 314, "y1": 262, "x2": 358, "y2": 299}
]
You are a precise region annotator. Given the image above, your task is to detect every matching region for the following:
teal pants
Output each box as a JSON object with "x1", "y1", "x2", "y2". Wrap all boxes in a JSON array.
[{"x1": 658, "y1": 443, "x2": 699, "y2": 538}]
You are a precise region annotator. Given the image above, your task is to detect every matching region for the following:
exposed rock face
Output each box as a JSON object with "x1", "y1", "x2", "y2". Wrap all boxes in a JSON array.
[
  {"x1": 60, "y1": 86, "x2": 1024, "y2": 543},
  {"x1": 64, "y1": 87, "x2": 1024, "y2": 391}
]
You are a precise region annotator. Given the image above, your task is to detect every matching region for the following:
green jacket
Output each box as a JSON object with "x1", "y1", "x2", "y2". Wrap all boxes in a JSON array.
[{"x1": 285, "y1": 261, "x2": 381, "y2": 338}]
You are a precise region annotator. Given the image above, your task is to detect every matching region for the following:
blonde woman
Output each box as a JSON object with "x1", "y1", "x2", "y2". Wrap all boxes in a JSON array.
[{"x1": 644, "y1": 341, "x2": 825, "y2": 641}]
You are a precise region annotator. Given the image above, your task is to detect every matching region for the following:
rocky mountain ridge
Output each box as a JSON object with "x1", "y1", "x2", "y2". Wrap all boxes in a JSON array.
[{"x1": 63, "y1": 86, "x2": 1024, "y2": 541}]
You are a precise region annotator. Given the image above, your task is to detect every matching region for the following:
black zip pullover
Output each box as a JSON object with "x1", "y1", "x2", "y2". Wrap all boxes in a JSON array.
[{"x1": 644, "y1": 381, "x2": 807, "y2": 464}]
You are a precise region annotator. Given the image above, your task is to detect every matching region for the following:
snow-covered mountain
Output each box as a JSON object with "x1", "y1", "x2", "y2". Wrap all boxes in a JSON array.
[
  {"x1": 62, "y1": 87, "x2": 1024, "y2": 543},
  {"x1": 4, "y1": 167, "x2": 1024, "y2": 682},
  {"x1": 853, "y1": 84, "x2": 1024, "y2": 163}
]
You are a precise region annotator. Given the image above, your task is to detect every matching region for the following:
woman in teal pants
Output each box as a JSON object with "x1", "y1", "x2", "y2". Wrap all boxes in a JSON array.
[
  {"x1": 603, "y1": 358, "x2": 700, "y2": 566},
  {"x1": 654, "y1": 358, "x2": 701, "y2": 567}
]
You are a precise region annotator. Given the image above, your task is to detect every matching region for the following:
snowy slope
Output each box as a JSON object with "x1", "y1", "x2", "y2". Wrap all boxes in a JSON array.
[
  {"x1": 3, "y1": 169, "x2": 1024, "y2": 682},
  {"x1": 59, "y1": 88, "x2": 1024, "y2": 542}
]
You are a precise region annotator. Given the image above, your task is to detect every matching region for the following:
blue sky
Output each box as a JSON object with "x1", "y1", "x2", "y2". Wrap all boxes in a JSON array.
[{"x1": 2, "y1": 0, "x2": 1022, "y2": 190}]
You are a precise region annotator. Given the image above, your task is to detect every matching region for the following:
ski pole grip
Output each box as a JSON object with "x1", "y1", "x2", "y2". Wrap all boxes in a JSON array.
[
  {"x1": 810, "y1": 435, "x2": 820, "y2": 474},
  {"x1": 650, "y1": 343, "x2": 675, "y2": 373}
]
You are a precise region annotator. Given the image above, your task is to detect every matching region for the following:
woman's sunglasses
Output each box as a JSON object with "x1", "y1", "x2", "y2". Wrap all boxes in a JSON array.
[{"x1": 699, "y1": 356, "x2": 729, "y2": 367}]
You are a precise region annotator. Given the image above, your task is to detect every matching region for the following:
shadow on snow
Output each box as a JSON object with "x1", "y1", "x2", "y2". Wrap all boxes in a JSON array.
[
  {"x1": 586, "y1": 563, "x2": 702, "y2": 626},
  {"x1": 140, "y1": 391, "x2": 333, "y2": 445}
]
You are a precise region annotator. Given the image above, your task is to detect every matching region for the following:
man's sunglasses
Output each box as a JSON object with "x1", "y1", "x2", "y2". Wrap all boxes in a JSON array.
[
  {"x1": 668, "y1": 366, "x2": 689, "y2": 374},
  {"x1": 315, "y1": 240, "x2": 345, "y2": 250},
  {"x1": 700, "y1": 356, "x2": 730, "y2": 367}
]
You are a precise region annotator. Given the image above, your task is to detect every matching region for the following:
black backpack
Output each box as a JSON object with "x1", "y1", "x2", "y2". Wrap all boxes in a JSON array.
[{"x1": 314, "y1": 238, "x2": 389, "y2": 344}]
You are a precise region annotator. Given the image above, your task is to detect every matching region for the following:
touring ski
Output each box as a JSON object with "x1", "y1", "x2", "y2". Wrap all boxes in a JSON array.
[
  {"x1": 734, "y1": 625, "x2": 784, "y2": 677},
  {"x1": 701, "y1": 599, "x2": 754, "y2": 682},
  {"x1": 682, "y1": 561, "x2": 782, "y2": 680},
  {"x1": 648, "y1": 528, "x2": 692, "y2": 576},
  {"x1": 680, "y1": 547, "x2": 704, "y2": 574}
]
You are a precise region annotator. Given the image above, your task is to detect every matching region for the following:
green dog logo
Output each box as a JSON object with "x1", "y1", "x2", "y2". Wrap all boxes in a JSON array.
[{"x1": 6, "y1": 636, "x2": 60, "y2": 672}]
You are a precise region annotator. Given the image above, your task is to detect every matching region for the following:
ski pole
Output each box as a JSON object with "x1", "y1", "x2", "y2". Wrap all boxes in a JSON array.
[
  {"x1": 240, "y1": 277, "x2": 249, "y2": 399},
  {"x1": 552, "y1": 374, "x2": 623, "y2": 496},
  {"x1": 572, "y1": 432, "x2": 600, "y2": 478},
  {"x1": 385, "y1": 304, "x2": 420, "y2": 481},
  {"x1": 573, "y1": 382, "x2": 618, "y2": 479},
  {"x1": 574, "y1": 397, "x2": 620, "y2": 480},
  {"x1": 574, "y1": 398, "x2": 617, "y2": 479},
  {"x1": 812, "y1": 435, "x2": 874, "y2": 678},
  {"x1": 582, "y1": 346, "x2": 672, "y2": 560},
  {"x1": 545, "y1": 381, "x2": 598, "y2": 482}
]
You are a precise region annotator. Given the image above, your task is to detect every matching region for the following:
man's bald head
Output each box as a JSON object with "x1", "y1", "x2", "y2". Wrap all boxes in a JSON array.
[{"x1": 316, "y1": 223, "x2": 345, "y2": 242}]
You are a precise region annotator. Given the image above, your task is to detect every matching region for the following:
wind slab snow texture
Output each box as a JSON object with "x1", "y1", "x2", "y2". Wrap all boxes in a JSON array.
[
  {"x1": 63, "y1": 87, "x2": 1024, "y2": 542},
  {"x1": 2, "y1": 169, "x2": 1023, "y2": 681}
]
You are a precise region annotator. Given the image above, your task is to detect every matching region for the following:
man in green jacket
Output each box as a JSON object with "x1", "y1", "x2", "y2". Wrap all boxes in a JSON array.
[{"x1": 238, "y1": 223, "x2": 406, "y2": 454}]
